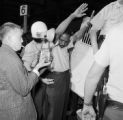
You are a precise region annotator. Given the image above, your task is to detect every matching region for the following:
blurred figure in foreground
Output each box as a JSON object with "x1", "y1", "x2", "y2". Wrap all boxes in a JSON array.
[{"x1": 82, "y1": 22, "x2": 123, "y2": 120}]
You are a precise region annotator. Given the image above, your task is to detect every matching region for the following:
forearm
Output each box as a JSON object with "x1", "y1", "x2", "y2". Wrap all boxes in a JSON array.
[
  {"x1": 90, "y1": 29, "x2": 98, "y2": 54},
  {"x1": 56, "y1": 13, "x2": 76, "y2": 35},
  {"x1": 77, "y1": 26, "x2": 88, "y2": 40},
  {"x1": 18, "y1": 64, "x2": 49, "y2": 96},
  {"x1": 84, "y1": 62, "x2": 105, "y2": 105},
  {"x1": 84, "y1": 75, "x2": 100, "y2": 105}
]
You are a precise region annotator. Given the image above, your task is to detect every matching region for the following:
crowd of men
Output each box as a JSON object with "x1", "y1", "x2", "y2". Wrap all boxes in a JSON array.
[{"x1": 0, "y1": 0, "x2": 123, "y2": 120}]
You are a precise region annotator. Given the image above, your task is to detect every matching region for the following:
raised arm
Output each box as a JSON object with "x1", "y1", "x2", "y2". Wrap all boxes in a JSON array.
[
  {"x1": 71, "y1": 16, "x2": 90, "y2": 43},
  {"x1": 55, "y1": 3, "x2": 88, "y2": 36},
  {"x1": 90, "y1": 29, "x2": 99, "y2": 54}
]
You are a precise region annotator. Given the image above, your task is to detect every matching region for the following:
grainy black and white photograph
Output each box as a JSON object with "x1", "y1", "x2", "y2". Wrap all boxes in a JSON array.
[{"x1": 0, "y1": 0, "x2": 123, "y2": 120}]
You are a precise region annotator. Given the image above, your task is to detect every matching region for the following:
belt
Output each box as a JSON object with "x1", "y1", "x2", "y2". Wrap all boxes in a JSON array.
[{"x1": 107, "y1": 99, "x2": 123, "y2": 110}]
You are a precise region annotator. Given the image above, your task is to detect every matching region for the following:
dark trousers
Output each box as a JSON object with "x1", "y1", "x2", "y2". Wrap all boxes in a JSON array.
[
  {"x1": 102, "y1": 99, "x2": 123, "y2": 120},
  {"x1": 43, "y1": 70, "x2": 70, "y2": 120},
  {"x1": 103, "y1": 106, "x2": 123, "y2": 120},
  {"x1": 31, "y1": 80, "x2": 46, "y2": 120}
]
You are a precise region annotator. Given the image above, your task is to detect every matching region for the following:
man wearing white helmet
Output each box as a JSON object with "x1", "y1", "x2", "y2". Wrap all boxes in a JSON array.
[
  {"x1": 22, "y1": 21, "x2": 48, "y2": 71},
  {"x1": 22, "y1": 21, "x2": 55, "y2": 120},
  {"x1": 40, "y1": 3, "x2": 88, "y2": 120}
]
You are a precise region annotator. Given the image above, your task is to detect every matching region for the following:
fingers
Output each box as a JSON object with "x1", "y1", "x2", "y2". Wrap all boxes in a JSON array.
[
  {"x1": 79, "y1": 3, "x2": 88, "y2": 11},
  {"x1": 79, "y1": 5, "x2": 88, "y2": 14},
  {"x1": 73, "y1": 3, "x2": 88, "y2": 18},
  {"x1": 39, "y1": 60, "x2": 51, "y2": 67},
  {"x1": 82, "y1": 114, "x2": 92, "y2": 120},
  {"x1": 80, "y1": 106, "x2": 96, "y2": 120},
  {"x1": 81, "y1": 7, "x2": 88, "y2": 13},
  {"x1": 41, "y1": 78, "x2": 54, "y2": 85},
  {"x1": 82, "y1": 112, "x2": 96, "y2": 120}
]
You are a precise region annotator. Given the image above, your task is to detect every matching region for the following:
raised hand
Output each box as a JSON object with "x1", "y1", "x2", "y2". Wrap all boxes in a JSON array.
[
  {"x1": 41, "y1": 78, "x2": 54, "y2": 85},
  {"x1": 72, "y1": 3, "x2": 88, "y2": 18}
]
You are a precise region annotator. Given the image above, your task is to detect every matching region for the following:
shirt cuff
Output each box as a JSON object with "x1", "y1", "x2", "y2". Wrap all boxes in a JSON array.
[{"x1": 32, "y1": 69, "x2": 40, "y2": 77}]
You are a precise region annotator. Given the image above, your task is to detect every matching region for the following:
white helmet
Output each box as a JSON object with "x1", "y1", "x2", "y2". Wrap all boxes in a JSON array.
[
  {"x1": 47, "y1": 28, "x2": 55, "y2": 42},
  {"x1": 31, "y1": 21, "x2": 48, "y2": 38}
]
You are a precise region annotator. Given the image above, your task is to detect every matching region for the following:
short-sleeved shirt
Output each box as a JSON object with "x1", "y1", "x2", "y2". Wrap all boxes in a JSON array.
[
  {"x1": 22, "y1": 40, "x2": 73, "y2": 72},
  {"x1": 95, "y1": 22, "x2": 123, "y2": 103},
  {"x1": 22, "y1": 41, "x2": 41, "y2": 71},
  {"x1": 91, "y1": 1, "x2": 123, "y2": 35},
  {"x1": 51, "y1": 40, "x2": 73, "y2": 72}
]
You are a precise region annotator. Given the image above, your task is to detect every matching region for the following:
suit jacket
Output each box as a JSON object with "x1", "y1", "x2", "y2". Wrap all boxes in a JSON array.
[{"x1": 0, "y1": 44, "x2": 38, "y2": 120}]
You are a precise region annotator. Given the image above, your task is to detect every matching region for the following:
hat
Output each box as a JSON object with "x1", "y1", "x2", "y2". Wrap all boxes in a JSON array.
[
  {"x1": 31, "y1": 21, "x2": 48, "y2": 38},
  {"x1": 46, "y1": 28, "x2": 55, "y2": 42}
]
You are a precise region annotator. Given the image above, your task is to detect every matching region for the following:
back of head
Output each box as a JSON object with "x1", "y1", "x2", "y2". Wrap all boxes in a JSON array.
[{"x1": 31, "y1": 21, "x2": 48, "y2": 39}]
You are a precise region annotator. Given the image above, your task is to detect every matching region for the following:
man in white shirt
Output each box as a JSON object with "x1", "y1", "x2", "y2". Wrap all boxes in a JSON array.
[
  {"x1": 90, "y1": 0, "x2": 123, "y2": 53},
  {"x1": 82, "y1": 22, "x2": 123, "y2": 120},
  {"x1": 41, "y1": 3, "x2": 88, "y2": 120}
]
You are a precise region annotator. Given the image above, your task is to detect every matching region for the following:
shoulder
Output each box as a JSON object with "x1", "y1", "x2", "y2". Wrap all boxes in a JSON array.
[
  {"x1": 104, "y1": 1, "x2": 118, "y2": 10},
  {"x1": 24, "y1": 41, "x2": 36, "y2": 52},
  {"x1": 104, "y1": 1, "x2": 117, "y2": 8},
  {"x1": 98, "y1": 1, "x2": 116, "y2": 12}
]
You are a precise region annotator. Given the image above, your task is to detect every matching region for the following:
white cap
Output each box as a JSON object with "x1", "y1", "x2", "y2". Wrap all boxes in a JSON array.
[
  {"x1": 31, "y1": 21, "x2": 48, "y2": 38},
  {"x1": 47, "y1": 28, "x2": 55, "y2": 42}
]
